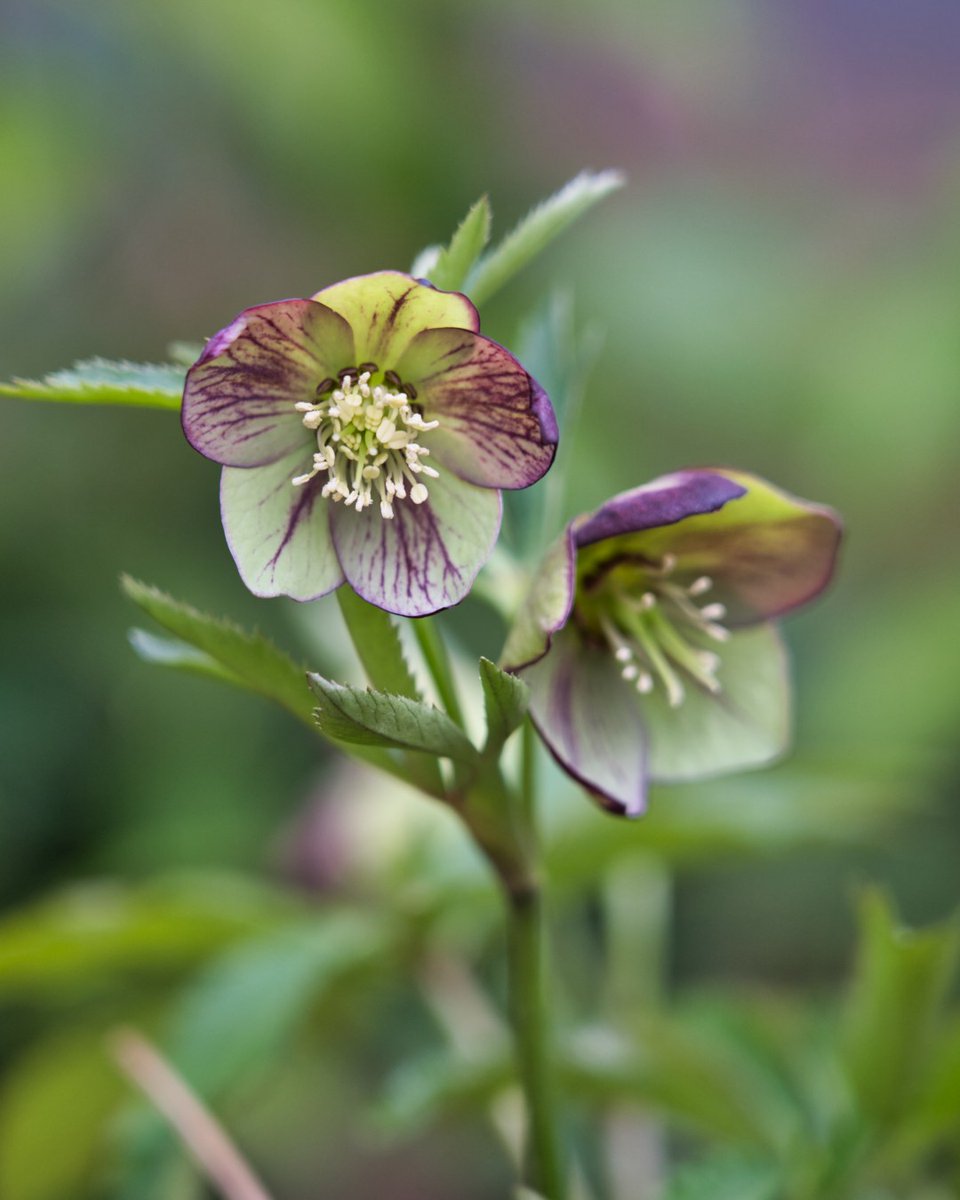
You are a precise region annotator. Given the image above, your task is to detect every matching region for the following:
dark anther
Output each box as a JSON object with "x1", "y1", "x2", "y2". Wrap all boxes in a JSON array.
[
  {"x1": 357, "y1": 361, "x2": 378, "y2": 375},
  {"x1": 337, "y1": 366, "x2": 357, "y2": 381},
  {"x1": 383, "y1": 369, "x2": 401, "y2": 388},
  {"x1": 315, "y1": 377, "x2": 335, "y2": 395},
  {"x1": 402, "y1": 382, "x2": 418, "y2": 400}
]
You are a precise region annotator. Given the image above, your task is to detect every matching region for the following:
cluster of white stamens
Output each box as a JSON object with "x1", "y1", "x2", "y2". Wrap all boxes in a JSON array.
[
  {"x1": 292, "y1": 369, "x2": 439, "y2": 518},
  {"x1": 598, "y1": 554, "x2": 731, "y2": 709}
]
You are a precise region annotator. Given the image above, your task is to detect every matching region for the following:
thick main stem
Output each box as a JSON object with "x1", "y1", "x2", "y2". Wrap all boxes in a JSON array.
[{"x1": 504, "y1": 878, "x2": 566, "y2": 1199}]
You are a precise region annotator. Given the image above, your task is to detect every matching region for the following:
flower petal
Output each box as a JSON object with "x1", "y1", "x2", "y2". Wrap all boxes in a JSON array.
[
  {"x1": 329, "y1": 470, "x2": 501, "y2": 617},
  {"x1": 396, "y1": 328, "x2": 558, "y2": 489},
  {"x1": 522, "y1": 624, "x2": 648, "y2": 817},
  {"x1": 642, "y1": 621, "x2": 791, "y2": 780},
  {"x1": 573, "y1": 469, "x2": 747, "y2": 548},
  {"x1": 311, "y1": 271, "x2": 480, "y2": 367},
  {"x1": 501, "y1": 528, "x2": 576, "y2": 670},
  {"x1": 183, "y1": 299, "x2": 355, "y2": 467},
  {"x1": 220, "y1": 449, "x2": 345, "y2": 601}
]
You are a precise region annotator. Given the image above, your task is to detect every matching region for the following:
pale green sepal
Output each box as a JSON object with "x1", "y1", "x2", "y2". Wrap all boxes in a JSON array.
[
  {"x1": 500, "y1": 529, "x2": 575, "y2": 669},
  {"x1": 121, "y1": 576, "x2": 314, "y2": 727},
  {"x1": 0, "y1": 357, "x2": 184, "y2": 409},
  {"x1": 429, "y1": 196, "x2": 492, "y2": 292},
  {"x1": 336, "y1": 588, "x2": 421, "y2": 700},
  {"x1": 309, "y1": 675, "x2": 480, "y2": 765},
  {"x1": 466, "y1": 169, "x2": 625, "y2": 306},
  {"x1": 479, "y1": 657, "x2": 530, "y2": 757},
  {"x1": 644, "y1": 622, "x2": 791, "y2": 781}
]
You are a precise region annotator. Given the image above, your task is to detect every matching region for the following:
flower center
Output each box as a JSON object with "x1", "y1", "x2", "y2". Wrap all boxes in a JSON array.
[
  {"x1": 583, "y1": 554, "x2": 730, "y2": 708},
  {"x1": 291, "y1": 365, "x2": 439, "y2": 518}
]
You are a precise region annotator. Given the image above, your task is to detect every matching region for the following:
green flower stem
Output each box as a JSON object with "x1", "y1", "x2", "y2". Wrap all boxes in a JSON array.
[
  {"x1": 413, "y1": 616, "x2": 465, "y2": 726},
  {"x1": 505, "y1": 877, "x2": 566, "y2": 1199}
]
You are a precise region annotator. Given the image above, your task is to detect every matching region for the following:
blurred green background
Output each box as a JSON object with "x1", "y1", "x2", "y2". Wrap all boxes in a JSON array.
[{"x1": 3, "y1": 1, "x2": 960, "y2": 1197}]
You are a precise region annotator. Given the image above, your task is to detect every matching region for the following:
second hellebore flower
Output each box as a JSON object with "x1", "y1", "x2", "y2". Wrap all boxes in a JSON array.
[
  {"x1": 502, "y1": 469, "x2": 842, "y2": 816},
  {"x1": 182, "y1": 272, "x2": 557, "y2": 616}
]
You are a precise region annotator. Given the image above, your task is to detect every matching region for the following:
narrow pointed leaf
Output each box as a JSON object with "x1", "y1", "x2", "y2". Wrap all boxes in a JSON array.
[
  {"x1": 479, "y1": 657, "x2": 530, "y2": 756},
  {"x1": 466, "y1": 169, "x2": 625, "y2": 306},
  {"x1": 429, "y1": 196, "x2": 492, "y2": 292},
  {"x1": 1, "y1": 357, "x2": 184, "y2": 409},
  {"x1": 336, "y1": 588, "x2": 421, "y2": 700},
  {"x1": 128, "y1": 628, "x2": 241, "y2": 687},
  {"x1": 122, "y1": 576, "x2": 314, "y2": 726},
  {"x1": 309, "y1": 675, "x2": 479, "y2": 764}
]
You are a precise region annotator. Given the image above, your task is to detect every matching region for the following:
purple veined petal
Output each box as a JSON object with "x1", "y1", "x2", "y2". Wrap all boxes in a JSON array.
[
  {"x1": 500, "y1": 527, "x2": 576, "y2": 671},
  {"x1": 329, "y1": 469, "x2": 501, "y2": 618},
  {"x1": 521, "y1": 624, "x2": 648, "y2": 817},
  {"x1": 596, "y1": 469, "x2": 843, "y2": 625},
  {"x1": 573, "y1": 470, "x2": 747, "y2": 549},
  {"x1": 183, "y1": 299, "x2": 355, "y2": 467},
  {"x1": 396, "y1": 328, "x2": 558, "y2": 489},
  {"x1": 220, "y1": 448, "x2": 345, "y2": 601},
  {"x1": 311, "y1": 271, "x2": 480, "y2": 367}
]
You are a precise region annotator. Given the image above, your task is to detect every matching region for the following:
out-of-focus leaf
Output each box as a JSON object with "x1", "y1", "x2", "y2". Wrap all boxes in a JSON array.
[
  {"x1": 0, "y1": 358, "x2": 183, "y2": 409},
  {"x1": 373, "y1": 1046, "x2": 512, "y2": 1138},
  {"x1": 0, "y1": 1026, "x2": 126, "y2": 1200},
  {"x1": 122, "y1": 577, "x2": 314, "y2": 726},
  {"x1": 166, "y1": 341, "x2": 204, "y2": 367},
  {"x1": 661, "y1": 1154, "x2": 782, "y2": 1200},
  {"x1": 168, "y1": 911, "x2": 394, "y2": 1096},
  {"x1": 0, "y1": 875, "x2": 296, "y2": 998},
  {"x1": 409, "y1": 244, "x2": 441, "y2": 278},
  {"x1": 466, "y1": 170, "x2": 624, "y2": 306},
  {"x1": 479, "y1": 657, "x2": 529, "y2": 757},
  {"x1": 429, "y1": 196, "x2": 492, "y2": 292},
  {"x1": 309, "y1": 675, "x2": 479, "y2": 764},
  {"x1": 336, "y1": 588, "x2": 421, "y2": 700},
  {"x1": 841, "y1": 889, "x2": 960, "y2": 1128}
]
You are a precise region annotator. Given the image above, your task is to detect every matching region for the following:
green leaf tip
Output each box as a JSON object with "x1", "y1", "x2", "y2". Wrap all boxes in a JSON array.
[
  {"x1": 1, "y1": 357, "x2": 185, "y2": 409},
  {"x1": 429, "y1": 195, "x2": 493, "y2": 293},
  {"x1": 120, "y1": 575, "x2": 313, "y2": 725},
  {"x1": 466, "y1": 169, "x2": 625, "y2": 306},
  {"x1": 308, "y1": 674, "x2": 480, "y2": 764},
  {"x1": 479, "y1": 657, "x2": 530, "y2": 756}
]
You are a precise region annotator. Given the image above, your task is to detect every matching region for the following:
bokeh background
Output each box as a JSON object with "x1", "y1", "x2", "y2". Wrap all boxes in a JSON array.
[{"x1": 3, "y1": 1, "x2": 960, "y2": 1197}]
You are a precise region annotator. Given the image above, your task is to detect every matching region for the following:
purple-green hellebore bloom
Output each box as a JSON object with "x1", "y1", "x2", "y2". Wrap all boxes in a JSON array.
[
  {"x1": 181, "y1": 271, "x2": 558, "y2": 617},
  {"x1": 501, "y1": 469, "x2": 842, "y2": 817}
]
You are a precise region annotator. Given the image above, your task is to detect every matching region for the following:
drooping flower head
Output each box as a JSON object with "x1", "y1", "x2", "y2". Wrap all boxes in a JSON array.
[
  {"x1": 502, "y1": 469, "x2": 842, "y2": 816},
  {"x1": 182, "y1": 272, "x2": 557, "y2": 616}
]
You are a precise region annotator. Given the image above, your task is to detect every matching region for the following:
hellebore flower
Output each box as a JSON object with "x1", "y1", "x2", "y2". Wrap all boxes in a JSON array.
[
  {"x1": 502, "y1": 469, "x2": 842, "y2": 816},
  {"x1": 182, "y1": 271, "x2": 557, "y2": 616}
]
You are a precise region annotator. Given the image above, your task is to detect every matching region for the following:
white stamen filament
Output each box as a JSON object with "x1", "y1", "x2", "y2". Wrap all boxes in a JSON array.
[{"x1": 290, "y1": 370, "x2": 439, "y2": 517}]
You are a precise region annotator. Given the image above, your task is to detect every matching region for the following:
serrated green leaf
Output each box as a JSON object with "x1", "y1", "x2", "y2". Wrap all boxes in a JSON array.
[
  {"x1": 429, "y1": 196, "x2": 492, "y2": 292},
  {"x1": 336, "y1": 588, "x2": 421, "y2": 700},
  {"x1": 128, "y1": 628, "x2": 240, "y2": 687},
  {"x1": 466, "y1": 169, "x2": 625, "y2": 306},
  {"x1": 841, "y1": 889, "x2": 960, "y2": 1128},
  {"x1": 309, "y1": 675, "x2": 479, "y2": 764},
  {"x1": 0, "y1": 357, "x2": 184, "y2": 409},
  {"x1": 122, "y1": 576, "x2": 313, "y2": 726},
  {"x1": 479, "y1": 657, "x2": 529, "y2": 756}
]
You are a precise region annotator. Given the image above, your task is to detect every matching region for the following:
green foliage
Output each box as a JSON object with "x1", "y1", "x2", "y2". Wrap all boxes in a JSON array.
[
  {"x1": 0, "y1": 875, "x2": 293, "y2": 999},
  {"x1": 0, "y1": 1026, "x2": 128, "y2": 1200},
  {"x1": 661, "y1": 1155, "x2": 781, "y2": 1200},
  {"x1": 336, "y1": 587, "x2": 421, "y2": 700},
  {"x1": 466, "y1": 170, "x2": 625, "y2": 306},
  {"x1": 0, "y1": 358, "x2": 183, "y2": 409},
  {"x1": 841, "y1": 889, "x2": 960, "y2": 1129},
  {"x1": 308, "y1": 674, "x2": 479, "y2": 764},
  {"x1": 478, "y1": 657, "x2": 530, "y2": 757},
  {"x1": 122, "y1": 576, "x2": 314, "y2": 726},
  {"x1": 427, "y1": 195, "x2": 492, "y2": 292}
]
